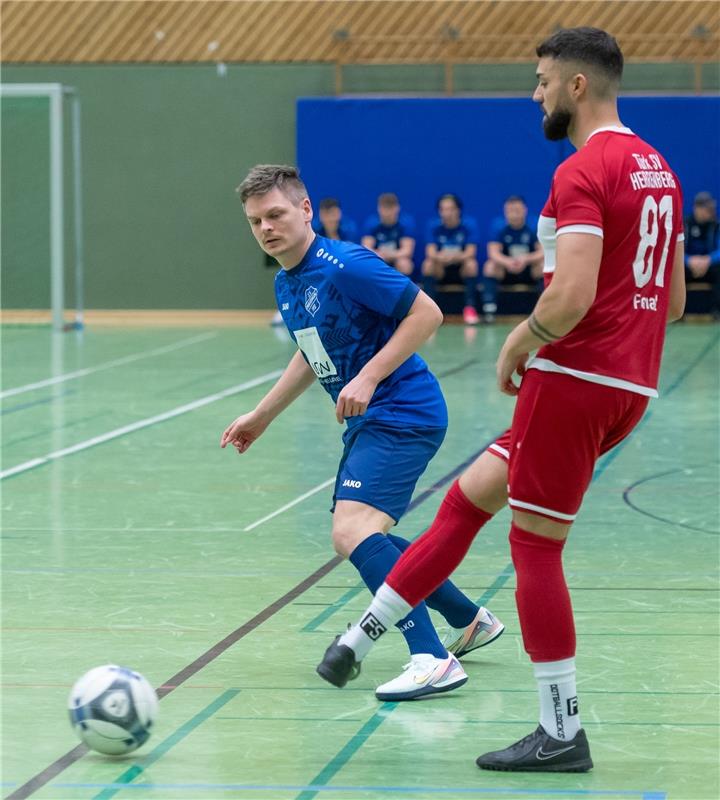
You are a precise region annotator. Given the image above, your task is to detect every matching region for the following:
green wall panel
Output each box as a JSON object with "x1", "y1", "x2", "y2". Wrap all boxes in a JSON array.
[
  {"x1": 454, "y1": 63, "x2": 536, "y2": 93},
  {"x1": 1, "y1": 61, "x2": 716, "y2": 310},
  {"x1": 342, "y1": 64, "x2": 446, "y2": 93},
  {"x1": 1, "y1": 96, "x2": 52, "y2": 308},
  {"x1": 703, "y1": 62, "x2": 720, "y2": 91},
  {"x1": 622, "y1": 62, "x2": 696, "y2": 91},
  {"x1": 1, "y1": 64, "x2": 334, "y2": 310}
]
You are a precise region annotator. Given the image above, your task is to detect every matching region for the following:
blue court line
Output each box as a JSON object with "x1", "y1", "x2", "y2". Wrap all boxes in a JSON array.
[
  {"x1": 474, "y1": 562, "x2": 516, "y2": 608},
  {"x1": 1, "y1": 784, "x2": 667, "y2": 798},
  {"x1": 301, "y1": 436, "x2": 499, "y2": 633},
  {"x1": 592, "y1": 411, "x2": 653, "y2": 482},
  {"x1": 91, "y1": 689, "x2": 239, "y2": 800},
  {"x1": 303, "y1": 329, "x2": 718, "y2": 639},
  {"x1": 302, "y1": 583, "x2": 366, "y2": 631},
  {"x1": 593, "y1": 326, "x2": 718, "y2": 482},
  {"x1": 663, "y1": 327, "x2": 720, "y2": 397},
  {"x1": 303, "y1": 415, "x2": 705, "y2": 623},
  {"x1": 293, "y1": 331, "x2": 716, "y2": 800},
  {"x1": 3, "y1": 411, "x2": 108, "y2": 448},
  {"x1": 303, "y1": 535, "x2": 516, "y2": 633},
  {"x1": 0, "y1": 389, "x2": 73, "y2": 415},
  {"x1": 295, "y1": 703, "x2": 398, "y2": 800}
]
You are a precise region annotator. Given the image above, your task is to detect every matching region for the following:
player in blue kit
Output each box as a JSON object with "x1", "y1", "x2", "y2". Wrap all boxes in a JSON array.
[
  {"x1": 361, "y1": 193, "x2": 416, "y2": 276},
  {"x1": 482, "y1": 196, "x2": 544, "y2": 322},
  {"x1": 222, "y1": 165, "x2": 504, "y2": 700},
  {"x1": 422, "y1": 194, "x2": 481, "y2": 325},
  {"x1": 314, "y1": 197, "x2": 359, "y2": 242}
]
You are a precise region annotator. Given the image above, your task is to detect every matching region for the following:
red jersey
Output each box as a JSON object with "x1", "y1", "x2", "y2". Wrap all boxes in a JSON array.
[{"x1": 532, "y1": 126, "x2": 684, "y2": 397}]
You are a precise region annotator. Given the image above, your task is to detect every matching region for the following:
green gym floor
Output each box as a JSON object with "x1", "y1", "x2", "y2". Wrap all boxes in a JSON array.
[{"x1": 1, "y1": 321, "x2": 718, "y2": 800}]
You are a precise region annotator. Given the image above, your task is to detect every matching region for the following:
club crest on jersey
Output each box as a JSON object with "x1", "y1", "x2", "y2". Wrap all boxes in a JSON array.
[{"x1": 305, "y1": 286, "x2": 320, "y2": 317}]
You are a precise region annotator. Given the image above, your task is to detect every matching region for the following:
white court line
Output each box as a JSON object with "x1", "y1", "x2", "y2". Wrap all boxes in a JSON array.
[
  {"x1": 0, "y1": 332, "x2": 218, "y2": 399},
  {"x1": 243, "y1": 477, "x2": 335, "y2": 531},
  {"x1": 0, "y1": 370, "x2": 282, "y2": 480}
]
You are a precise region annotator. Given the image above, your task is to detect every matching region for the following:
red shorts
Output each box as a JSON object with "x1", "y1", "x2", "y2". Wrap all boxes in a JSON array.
[
  {"x1": 507, "y1": 369, "x2": 649, "y2": 523},
  {"x1": 487, "y1": 429, "x2": 512, "y2": 463}
]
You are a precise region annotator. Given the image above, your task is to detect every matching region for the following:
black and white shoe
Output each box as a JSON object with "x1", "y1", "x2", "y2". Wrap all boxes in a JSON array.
[
  {"x1": 476, "y1": 725, "x2": 593, "y2": 772},
  {"x1": 316, "y1": 636, "x2": 361, "y2": 688}
]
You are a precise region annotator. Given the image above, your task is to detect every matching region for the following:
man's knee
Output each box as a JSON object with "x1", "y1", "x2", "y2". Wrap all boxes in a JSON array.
[
  {"x1": 331, "y1": 502, "x2": 393, "y2": 557},
  {"x1": 483, "y1": 259, "x2": 503, "y2": 279},
  {"x1": 331, "y1": 524, "x2": 384, "y2": 557},
  {"x1": 511, "y1": 509, "x2": 571, "y2": 541},
  {"x1": 330, "y1": 523, "x2": 361, "y2": 557},
  {"x1": 461, "y1": 258, "x2": 479, "y2": 278},
  {"x1": 395, "y1": 257, "x2": 414, "y2": 276},
  {"x1": 422, "y1": 258, "x2": 440, "y2": 277}
]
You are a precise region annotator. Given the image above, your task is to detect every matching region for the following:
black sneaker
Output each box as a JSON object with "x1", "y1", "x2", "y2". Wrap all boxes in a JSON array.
[
  {"x1": 476, "y1": 725, "x2": 593, "y2": 772},
  {"x1": 316, "y1": 636, "x2": 361, "y2": 688}
]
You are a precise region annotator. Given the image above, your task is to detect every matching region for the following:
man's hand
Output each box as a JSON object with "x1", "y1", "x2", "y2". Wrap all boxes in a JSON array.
[
  {"x1": 688, "y1": 255, "x2": 711, "y2": 279},
  {"x1": 335, "y1": 372, "x2": 379, "y2": 423},
  {"x1": 220, "y1": 410, "x2": 270, "y2": 454},
  {"x1": 506, "y1": 257, "x2": 526, "y2": 274},
  {"x1": 496, "y1": 336, "x2": 529, "y2": 396},
  {"x1": 438, "y1": 249, "x2": 460, "y2": 265}
]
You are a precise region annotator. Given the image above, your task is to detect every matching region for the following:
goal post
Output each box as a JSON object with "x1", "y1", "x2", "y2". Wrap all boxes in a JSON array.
[{"x1": 0, "y1": 83, "x2": 84, "y2": 331}]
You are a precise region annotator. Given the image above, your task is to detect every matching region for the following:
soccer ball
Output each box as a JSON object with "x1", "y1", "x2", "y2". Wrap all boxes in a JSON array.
[{"x1": 68, "y1": 665, "x2": 158, "y2": 755}]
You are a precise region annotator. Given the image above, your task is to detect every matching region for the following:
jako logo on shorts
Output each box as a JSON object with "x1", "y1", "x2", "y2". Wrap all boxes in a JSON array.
[{"x1": 342, "y1": 479, "x2": 362, "y2": 488}]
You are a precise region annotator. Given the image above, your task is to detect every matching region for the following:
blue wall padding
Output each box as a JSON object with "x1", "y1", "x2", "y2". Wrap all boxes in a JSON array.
[{"x1": 297, "y1": 96, "x2": 720, "y2": 270}]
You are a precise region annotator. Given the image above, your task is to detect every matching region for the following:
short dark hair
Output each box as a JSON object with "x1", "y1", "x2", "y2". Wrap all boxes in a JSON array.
[
  {"x1": 378, "y1": 192, "x2": 399, "y2": 207},
  {"x1": 536, "y1": 27, "x2": 623, "y2": 92},
  {"x1": 437, "y1": 193, "x2": 462, "y2": 211},
  {"x1": 694, "y1": 191, "x2": 715, "y2": 208},
  {"x1": 505, "y1": 194, "x2": 526, "y2": 205},
  {"x1": 237, "y1": 164, "x2": 307, "y2": 205},
  {"x1": 318, "y1": 197, "x2": 341, "y2": 211}
]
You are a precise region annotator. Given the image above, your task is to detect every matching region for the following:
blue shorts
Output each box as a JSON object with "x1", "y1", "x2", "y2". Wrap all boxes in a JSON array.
[{"x1": 332, "y1": 422, "x2": 447, "y2": 523}]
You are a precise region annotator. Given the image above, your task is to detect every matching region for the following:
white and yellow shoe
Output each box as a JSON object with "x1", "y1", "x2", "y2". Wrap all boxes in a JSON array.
[
  {"x1": 375, "y1": 653, "x2": 467, "y2": 702},
  {"x1": 443, "y1": 607, "x2": 505, "y2": 659}
]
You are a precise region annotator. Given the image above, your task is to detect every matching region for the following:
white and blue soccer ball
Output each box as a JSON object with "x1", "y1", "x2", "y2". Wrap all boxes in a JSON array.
[{"x1": 68, "y1": 665, "x2": 158, "y2": 755}]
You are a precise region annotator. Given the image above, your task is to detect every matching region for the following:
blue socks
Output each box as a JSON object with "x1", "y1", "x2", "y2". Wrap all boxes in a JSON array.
[
  {"x1": 482, "y1": 275, "x2": 499, "y2": 311},
  {"x1": 387, "y1": 533, "x2": 479, "y2": 628},
  {"x1": 464, "y1": 276, "x2": 477, "y2": 308},
  {"x1": 349, "y1": 533, "x2": 446, "y2": 658}
]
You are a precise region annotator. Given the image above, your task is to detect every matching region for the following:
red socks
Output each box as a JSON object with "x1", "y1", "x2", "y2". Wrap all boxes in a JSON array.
[
  {"x1": 510, "y1": 523, "x2": 576, "y2": 662},
  {"x1": 386, "y1": 480, "x2": 492, "y2": 608}
]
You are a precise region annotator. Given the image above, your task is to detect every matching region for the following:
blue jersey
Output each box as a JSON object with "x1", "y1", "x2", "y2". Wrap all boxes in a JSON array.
[
  {"x1": 275, "y1": 236, "x2": 447, "y2": 430},
  {"x1": 490, "y1": 220, "x2": 539, "y2": 258},
  {"x1": 684, "y1": 214, "x2": 720, "y2": 263},
  {"x1": 362, "y1": 214, "x2": 416, "y2": 250},
  {"x1": 426, "y1": 219, "x2": 478, "y2": 256}
]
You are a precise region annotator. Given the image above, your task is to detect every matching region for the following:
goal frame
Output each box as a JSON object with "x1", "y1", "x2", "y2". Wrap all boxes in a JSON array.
[{"x1": 1, "y1": 83, "x2": 84, "y2": 331}]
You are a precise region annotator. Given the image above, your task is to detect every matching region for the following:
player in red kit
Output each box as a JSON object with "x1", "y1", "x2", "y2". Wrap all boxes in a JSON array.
[{"x1": 317, "y1": 27, "x2": 687, "y2": 772}]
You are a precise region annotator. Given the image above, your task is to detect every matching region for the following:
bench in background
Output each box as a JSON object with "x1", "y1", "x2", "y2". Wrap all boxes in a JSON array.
[{"x1": 435, "y1": 281, "x2": 714, "y2": 318}]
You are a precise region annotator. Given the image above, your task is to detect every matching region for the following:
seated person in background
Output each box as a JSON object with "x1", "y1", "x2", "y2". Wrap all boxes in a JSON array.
[
  {"x1": 482, "y1": 195, "x2": 544, "y2": 323},
  {"x1": 315, "y1": 197, "x2": 358, "y2": 242},
  {"x1": 361, "y1": 193, "x2": 416, "y2": 276},
  {"x1": 423, "y1": 194, "x2": 480, "y2": 325},
  {"x1": 685, "y1": 191, "x2": 720, "y2": 320}
]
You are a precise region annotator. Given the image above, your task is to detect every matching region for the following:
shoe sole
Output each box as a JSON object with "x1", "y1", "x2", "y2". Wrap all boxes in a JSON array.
[
  {"x1": 375, "y1": 674, "x2": 468, "y2": 702},
  {"x1": 455, "y1": 624, "x2": 505, "y2": 659},
  {"x1": 316, "y1": 664, "x2": 346, "y2": 687},
  {"x1": 316, "y1": 662, "x2": 359, "y2": 688},
  {"x1": 477, "y1": 758, "x2": 593, "y2": 773}
]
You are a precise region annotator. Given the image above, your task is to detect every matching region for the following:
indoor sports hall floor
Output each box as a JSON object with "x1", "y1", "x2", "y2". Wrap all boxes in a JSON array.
[{"x1": 2, "y1": 320, "x2": 718, "y2": 800}]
